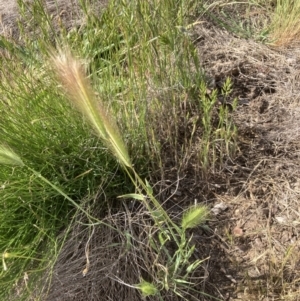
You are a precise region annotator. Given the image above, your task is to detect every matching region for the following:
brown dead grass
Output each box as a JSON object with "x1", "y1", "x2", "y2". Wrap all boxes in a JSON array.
[
  {"x1": 190, "y1": 20, "x2": 300, "y2": 300},
  {"x1": 42, "y1": 198, "x2": 209, "y2": 301},
  {"x1": 43, "y1": 202, "x2": 148, "y2": 301}
]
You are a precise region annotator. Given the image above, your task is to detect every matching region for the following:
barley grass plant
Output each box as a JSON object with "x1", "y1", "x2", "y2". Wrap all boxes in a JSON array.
[{"x1": 52, "y1": 50, "x2": 212, "y2": 299}]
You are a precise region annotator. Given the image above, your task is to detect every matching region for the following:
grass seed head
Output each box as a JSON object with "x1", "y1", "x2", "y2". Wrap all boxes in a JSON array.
[
  {"x1": 181, "y1": 205, "x2": 209, "y2": 230},
  {"x1": 135, "y1": 280, "x2": 158, "y2": 297},
  {"x1": 2, "y1": 252, "x2": 9, "y2": 271},
  {"x1": 0, "y1": 145, "x2": 24, "y2": 167},
  {"x1": 52, "y1": 51, "x2": 132, "y2": 168}
]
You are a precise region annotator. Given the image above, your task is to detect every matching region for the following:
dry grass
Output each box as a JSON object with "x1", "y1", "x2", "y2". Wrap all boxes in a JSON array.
[
  {"x1": 43, "y1": 198, "x2": 207, "y2": 301},
  {"x1": 190, "y1": 19, "x2": 300, "y2": 300},
  {"x1": 267, "y1": 0, "x2": 300, "y2": 46}
]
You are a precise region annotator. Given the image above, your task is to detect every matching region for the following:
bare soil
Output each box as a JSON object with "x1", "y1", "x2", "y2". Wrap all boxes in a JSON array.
[{"x1": 190, "y1": 21, "x2": 300, "y2": 301}]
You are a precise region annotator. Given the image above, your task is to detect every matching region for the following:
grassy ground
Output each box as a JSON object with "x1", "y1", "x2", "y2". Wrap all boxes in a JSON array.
[{"x1": 0, "y1": 0, "x2": 300, "y2": 300}]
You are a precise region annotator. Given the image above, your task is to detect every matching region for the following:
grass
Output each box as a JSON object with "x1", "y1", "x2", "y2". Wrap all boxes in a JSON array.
[
  {"x1": 205, "y1": 0, "x2": 300, "y2": 46},
  {"x1": 51, "y1": 48, "x2": 213, "y2": 300},
  {"x1": 4, "y1": 0, "x2": 294, "y2": 300},
  {"x1": 0, "y1": 44, "x2": 127, "y2": 299},
  {"x1": 201, "y1": 0, "x2": 271, "y2": 40},
  {"x1": 266, "y1": 0, "x2": 300, "y2": 46},
  {"x1": 0, "y1": 0, "x2": 299, "y2": 300}
]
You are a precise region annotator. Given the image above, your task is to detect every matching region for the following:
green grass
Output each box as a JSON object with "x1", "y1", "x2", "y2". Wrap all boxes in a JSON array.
[
  {"x1": 0, "y1": 45, "x2": 128, "y2": 299},
  {"x1": 0, "y1": 0, "x2": 238, "y2": 300}
]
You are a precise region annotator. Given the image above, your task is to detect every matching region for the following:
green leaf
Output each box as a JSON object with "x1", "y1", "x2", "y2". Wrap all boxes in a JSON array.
[
  {"x1": 152, "y1": 210, "x2": 165, "y2": 225},
  {"x1": 145, "y1": 179, "x2": 153, "y2": 195},
  {"x1": 186, "y1": 259, "x2": 203, "y2": 274},
  {"x1": 174, "y1": 278, "x2": 193, "y2": 284},
  {"x1": 158, "y1": 231, "x2": 170, "y2": 246}
]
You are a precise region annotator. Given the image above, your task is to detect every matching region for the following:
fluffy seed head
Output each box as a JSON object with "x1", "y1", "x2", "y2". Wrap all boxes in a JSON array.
[
  {"x1": 52, "y1": 51, "x2": 132, "y2": 168},
  {"x1": 0, "y1": 145, "x2": 24, "y2": 167},
  {"x1": 181, "y1": 205, "x2": 209, "y2": 230}
]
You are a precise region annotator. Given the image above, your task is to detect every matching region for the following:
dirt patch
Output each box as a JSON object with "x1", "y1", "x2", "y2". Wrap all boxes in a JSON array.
[{"x1": 190, "y1": 21, "x2": 300, "y2": 300}]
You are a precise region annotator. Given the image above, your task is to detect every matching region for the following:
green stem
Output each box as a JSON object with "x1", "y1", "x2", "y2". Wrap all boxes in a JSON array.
[
  {"x1": 124, "y1": 166, "x2": 181, "y2": 247},
  {"x1": 26, "y1": 166, "x2": 120, "y2": 233}
]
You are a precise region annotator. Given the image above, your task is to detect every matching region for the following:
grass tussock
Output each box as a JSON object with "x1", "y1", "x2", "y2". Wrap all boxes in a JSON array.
[{"x1": 267, "y1": 0, "x2": 300, "y2": 46}]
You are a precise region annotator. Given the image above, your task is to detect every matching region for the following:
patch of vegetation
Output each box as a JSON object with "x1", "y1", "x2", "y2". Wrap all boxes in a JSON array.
[
  {"x1": 204, "y1": 0, "x2": 300, "y2": 45},
  {"x1": 0, "y1": 0, "x2": 241, "y2": 300},
  {"x1": 266, "y1": 0, "x2": 300, "y2": 46}
]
